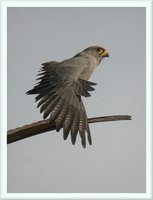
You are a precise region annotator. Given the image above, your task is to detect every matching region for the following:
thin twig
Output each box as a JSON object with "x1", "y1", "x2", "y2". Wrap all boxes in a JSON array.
[{"x1": 7, "y1": 115, "x2": 131, "y2": 144}]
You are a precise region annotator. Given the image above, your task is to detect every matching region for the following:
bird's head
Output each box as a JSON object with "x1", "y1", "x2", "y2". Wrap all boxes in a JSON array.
[{"x1": 83, "y1": 46, "x2": 109, "y2": 63}]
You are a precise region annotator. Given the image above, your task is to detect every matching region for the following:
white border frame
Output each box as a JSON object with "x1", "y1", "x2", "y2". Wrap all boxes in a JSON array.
[{"x1": 0, "y1": 0, "x2": 152, "y2": 199}]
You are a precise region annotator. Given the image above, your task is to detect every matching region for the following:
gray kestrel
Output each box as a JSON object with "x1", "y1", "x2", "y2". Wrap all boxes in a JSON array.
[{"x1": 26, "y1": 46, "x2": 109, "y2": 148}]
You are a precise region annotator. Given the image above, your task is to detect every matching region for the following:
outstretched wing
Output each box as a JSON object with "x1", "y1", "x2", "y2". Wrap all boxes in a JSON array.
[{"x1": 26, "y1": 61, "x2": 97, "y2": 148}]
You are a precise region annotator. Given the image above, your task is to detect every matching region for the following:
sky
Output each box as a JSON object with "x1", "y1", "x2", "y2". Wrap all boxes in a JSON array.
[{"x1": 7, "y1": 7, "x2": 146, "y2": 193}]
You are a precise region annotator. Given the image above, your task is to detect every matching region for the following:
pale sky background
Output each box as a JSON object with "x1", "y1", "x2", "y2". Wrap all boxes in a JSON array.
[{"x1": 7, "y1": 7, "x2": 146, "y2": 193}]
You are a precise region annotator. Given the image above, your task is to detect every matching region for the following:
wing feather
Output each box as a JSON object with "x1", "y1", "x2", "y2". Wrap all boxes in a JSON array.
[
  {"x1": 63, "y1": 106, "x2": 75, "y2": 140},
  {"x1": 55, "y1": 103, "x2": 69, "y2": 131},
  {"x1": 26, "y1": 61, "x2": 97, "y2": 147},
  {"x1": 70, "y1": 110, "x2": 80, "y2": 145}
]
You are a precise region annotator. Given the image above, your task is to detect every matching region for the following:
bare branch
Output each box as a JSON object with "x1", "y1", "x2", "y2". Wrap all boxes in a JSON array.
[{"x1": 7, "y1": 115, "x2": 131, "y2": 144}]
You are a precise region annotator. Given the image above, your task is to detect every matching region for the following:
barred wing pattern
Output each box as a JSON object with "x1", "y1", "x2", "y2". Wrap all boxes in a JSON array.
[{"x1": 26, "y1": 62, "x2": 97, "y2": 148}]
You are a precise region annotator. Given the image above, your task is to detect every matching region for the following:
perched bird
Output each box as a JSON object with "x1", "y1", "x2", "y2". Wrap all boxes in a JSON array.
[{"x1": 26, "y1": 46, "x2": 109, "y2": 148}]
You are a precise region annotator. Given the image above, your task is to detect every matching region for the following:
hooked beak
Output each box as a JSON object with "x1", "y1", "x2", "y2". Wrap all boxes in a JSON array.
[{"x1": 101, "y1": 50, "x2": 109, "y2": 58}]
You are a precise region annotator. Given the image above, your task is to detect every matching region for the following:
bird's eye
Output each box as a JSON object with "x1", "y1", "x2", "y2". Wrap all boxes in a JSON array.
[{"x1": 96, "y1": 48, "x2": 104, "y2": 55}]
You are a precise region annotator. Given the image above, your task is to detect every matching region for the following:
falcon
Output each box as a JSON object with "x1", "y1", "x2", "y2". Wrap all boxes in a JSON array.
[{"x1": 26, "y1": 46, "x2": 109, "y2": 148}]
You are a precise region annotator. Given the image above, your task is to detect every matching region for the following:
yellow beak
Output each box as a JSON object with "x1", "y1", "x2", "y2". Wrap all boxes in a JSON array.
[{"x1": 101, "y1": 50, "x2": 109, "y2": 57}]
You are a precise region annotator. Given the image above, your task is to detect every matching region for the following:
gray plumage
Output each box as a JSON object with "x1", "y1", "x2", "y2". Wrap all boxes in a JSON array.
[{"x1": 26, "y1": 46, "x2": 109, "y2": 148}]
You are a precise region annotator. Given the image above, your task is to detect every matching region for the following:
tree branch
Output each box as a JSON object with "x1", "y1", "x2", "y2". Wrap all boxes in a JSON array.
[{"x1": 7, "y1": 115, "x2": 131, "y2": 144}]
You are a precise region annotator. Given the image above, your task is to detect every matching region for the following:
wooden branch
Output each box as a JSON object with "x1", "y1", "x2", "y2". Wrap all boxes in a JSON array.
[{"x1": 7, "y1": 115, "x2": 131, "y2": 144}]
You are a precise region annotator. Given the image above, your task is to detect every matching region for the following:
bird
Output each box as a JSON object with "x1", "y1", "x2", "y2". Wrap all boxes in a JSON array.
[{"x1": 26, "y1": 46, "x2": 109, "y2": 148}]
